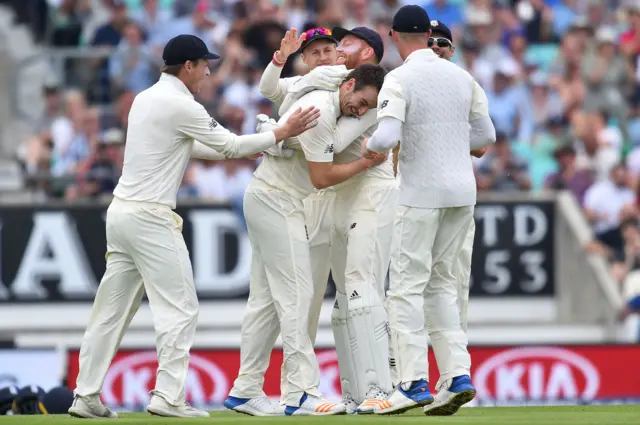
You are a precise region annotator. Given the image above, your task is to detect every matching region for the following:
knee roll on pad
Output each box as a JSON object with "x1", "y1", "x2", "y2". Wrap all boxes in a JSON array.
[{"x1": 346, "y1": 282, "x2": 393, "y2": 401}]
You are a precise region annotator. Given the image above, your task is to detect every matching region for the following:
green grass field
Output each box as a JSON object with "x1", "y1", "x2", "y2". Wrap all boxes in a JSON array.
[{"x1": 1, "y1": 406, "x2": 640, "y2": 425}]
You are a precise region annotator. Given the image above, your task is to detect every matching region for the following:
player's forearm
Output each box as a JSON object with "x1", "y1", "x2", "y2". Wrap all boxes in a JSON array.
[
  {"x1": 191, "y1": 140, "x2": 227, "y2": 160},
  {"x1": 366, "y1": 117, "x2": 403, "y2": 152},
  {"x1": 336, "y1": 111, "x2": 377, "y2": 154},
  {"x1": 311, "y1": 158, "x2": 370, "y2": 189},
  {"x1": 259, "y1": 61, "x2": 287, "y2": 105},
  {"x1": 215, "y1": 132, "x2": 277, "y2": 158},
  {"x1": 470, "y1": 115, "x2": 496, "y2": 149}
]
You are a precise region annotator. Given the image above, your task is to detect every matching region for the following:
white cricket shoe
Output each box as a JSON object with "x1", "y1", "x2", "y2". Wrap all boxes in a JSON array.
[
  {"x1": 424, "y1": 375, "x2": 476, "y2": 416},
  {"x1": 146, "y1": 394, "x2": 209, "y2": 418},
  {"x1": 223, "y1": 395, "x2": 283, "y2": 416},
  {"x1": 341, "y1": 393, "x2": 358, "y2": 414},
  {"x1": 68, "y1": 395, "x2": 118, "y2": 419},
  {"x1": 374, "y1": 379, "x2": 434, "y2": 415},
  {"x1": 356, "y1": 385, "x2": 389, "y2": 414},
  {"x1": 284, "y1": 393, "x2": 347, "y2": 416}
]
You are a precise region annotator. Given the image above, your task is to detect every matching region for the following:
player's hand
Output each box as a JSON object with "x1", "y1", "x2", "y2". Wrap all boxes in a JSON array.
[
  {"x1": 276, "y1": 28, "x2": 304, "y2": 62},
  {"x1": 283, "y1": 106, "x2": 320, "y2": 138},
  {"x1": 361, "y1": 137, "x2": 377, "y2": 159},
  {"x1": 291, "y1": 66, "x2": 348, "y2": 98}
]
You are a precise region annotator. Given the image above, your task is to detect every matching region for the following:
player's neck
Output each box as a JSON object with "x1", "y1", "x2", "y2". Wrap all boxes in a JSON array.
[{"x1": 400, "y1": 43, "x2": 428, "y2": 61}]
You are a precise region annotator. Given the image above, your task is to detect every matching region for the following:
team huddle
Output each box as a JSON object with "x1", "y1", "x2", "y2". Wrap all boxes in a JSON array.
[{"x1": 67, "y1": 4, "x2": 496, "y2": 421}]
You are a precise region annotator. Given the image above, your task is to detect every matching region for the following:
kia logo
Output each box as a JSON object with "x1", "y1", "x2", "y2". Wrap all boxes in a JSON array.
[
  {"x1": 102, "y1": 352, "x2": 229, "y2": 407},
  {"x1": 475, "y1": 347, "x2": 600, "y2": 402}
]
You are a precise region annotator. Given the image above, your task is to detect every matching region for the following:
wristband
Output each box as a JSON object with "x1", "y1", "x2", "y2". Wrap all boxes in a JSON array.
[{"x1": 272, "y1": 51, "x2": 285, "y2": 67}]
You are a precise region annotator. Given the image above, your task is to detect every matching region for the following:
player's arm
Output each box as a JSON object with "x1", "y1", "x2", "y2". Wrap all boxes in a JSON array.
[
  {"x1": 333, "y1": 109, "x2": 377, "y2": 153},
  {"x1": 469, "y1": 80, "x2": 496, "y2": 150},
  {"x1": 280, "y1": 65, "x2": 349, "y2": 114},
  {"x1": 303, "y1": 109, "x2": 383, "y2": 189},
  {"x1": 177, "y1": 100, "x2": 319, "y2": 158},
  {"x1": 259, "y1": 29, "x2": 304, "y2": 106},
  {"x1": 191, "y1": 140, "x2": 227, "y2": 160},
  {"x1": 365, "y1": 73, "x2": 405, "y2": 153},
  {"x1": 392, "y1": 142, "x2": 400, "y2": 176}
]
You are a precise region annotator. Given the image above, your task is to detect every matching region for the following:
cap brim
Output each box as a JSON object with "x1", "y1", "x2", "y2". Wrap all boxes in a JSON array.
[
  {"x1": 202, "y1": 52, "x2": 220, "y2": 60},
  {"x1": 300, "y1": 35, "x2": 338, "y2": 51},
  {"x1": 332, "y1": 27, "x2": 352, "y2": 41}
]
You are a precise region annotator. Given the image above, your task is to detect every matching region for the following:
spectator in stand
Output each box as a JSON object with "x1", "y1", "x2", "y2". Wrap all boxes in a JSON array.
[
  {"x1": 477, "y1": 131, "x2": 532, "y2": 191},
  {"x1": 620, "y1": 4, "x2": 640, "y2": 58},
  {"x1": 582, "y1": 27, "x2": 633, "y2": 141},
  {"x1": 150, "y1": 0, "x2": 215, "y2": 55},
  {"x1": 573, "y1": 109, "x2": 624, "y2": 182},
  {"x1": 342, "y1": 0, "x2": 374, "y2": 30},
  {"x1": 90, "y1": 0, "x2": 129, "y2": 104},
  {"x1": 544, "y1": 143, "x2": 594, "y2": 205},
  {"x1": 109, "y1": 21, "x2": 158, "y2": 94},
  {"x1": 584, "y1": 163, "x2": 638, "y2": 253},
  {"x1": 422, "y1": 0, "x2": 463, "y2": 33},
  {"x1": 51, "y1": 106, "x2": 100, "y2": 179},
  {"x1": 35, "y1": 85, "x2": 63, "y2": 135},
  {"x1": 486, "y1": 58, "x2": 534, "y2": 143},
  {"x1": 131, "y1": 0, "x2": 173, "y2": 37},
  {"x1": 551, "y1": 0, "x2": 579, "y2": 38}
]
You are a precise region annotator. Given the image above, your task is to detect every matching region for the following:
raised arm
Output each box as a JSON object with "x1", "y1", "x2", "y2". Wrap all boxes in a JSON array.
[
  {"x1": 177, "y1": 100, "x2": 319, "y2": 158},
  {"x1": 366, "y1": 73, "x2": 405, "y2": 153},
  {"x1": 259, "y1": 29, "x2": 304, "y2": 106}
]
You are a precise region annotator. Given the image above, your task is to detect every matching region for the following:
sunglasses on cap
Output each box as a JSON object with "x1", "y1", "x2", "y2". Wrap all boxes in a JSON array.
[
  {"x1": 302, "y1": 27, "x2": 333, "y2": 40},
  {"x1": 428, "y1": 37, "x2": 452, "y2": 48}
]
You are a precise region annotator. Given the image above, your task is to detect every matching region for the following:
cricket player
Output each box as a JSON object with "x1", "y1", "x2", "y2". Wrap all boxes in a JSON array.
[
  {"x1": 68, "y1": 34, "x2": 319, "y2": 419},
  {"x1": 256, "y1": 27, "x2": 397, "y2": 414},
  {"x1": 363, "y1": 6, "x2": 496, "y2": 416},
  {"x1": 225, "y1": 63, "x2": 388, "y2": 416}
]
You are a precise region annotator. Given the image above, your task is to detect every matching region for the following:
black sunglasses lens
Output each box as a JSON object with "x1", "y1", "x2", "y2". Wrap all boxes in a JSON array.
[
  {"x1": 438, "y1": 39, "x2": 451, "y2": 48},
  {"x1": 428, "y1": 39, "x2": 434, "y2": 47}
]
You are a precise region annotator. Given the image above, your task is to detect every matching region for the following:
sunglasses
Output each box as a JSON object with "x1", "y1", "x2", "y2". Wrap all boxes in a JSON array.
[
  {"x1": 302, "y1": 27, "x2": 332, "y2": 41},
  {"x1": 428, "y1": 37, "x2": 452, "y2": 48}
]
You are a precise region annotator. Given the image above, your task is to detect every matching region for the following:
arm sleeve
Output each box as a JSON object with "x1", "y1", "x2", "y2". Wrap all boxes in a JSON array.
[
  {"x1": 191, "y1": 140, "x2": 227, "y2": 160},
  {"x1": 469, "y1": 80, "x2": 490, "y2": 121},
  {"x1": 377, "y1": 73, "x2": 407, "y2": 122},
  {"x1": 366, "y1": 117, "x2": 403, "y2": 152},
  {"x1": 470, "y1": 115, "x2": 497, "y2": 149},
  {"x1": 258, "y1": 61, "x2": 300, "y2": 106},
  {"x1": 334, "y1": 109, "x2": 377, "y2": 153},
  {"x1": 177, "y1": 101, "x2": 276, "y2": 158}
]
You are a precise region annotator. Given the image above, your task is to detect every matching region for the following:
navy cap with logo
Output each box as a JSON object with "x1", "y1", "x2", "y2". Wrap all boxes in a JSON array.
[
  {"x1": 162, "y1": 34, "x2": 220, "y2": 66},
  {"x1": 429, "y1": 20, "x2": 452, "y2": 42},
  {"x1": 390, "y1": 5, "x2": 431, "y2": 35},
  {"x1": 332, "y1": 26, "x2": 385, "y2": 62}
]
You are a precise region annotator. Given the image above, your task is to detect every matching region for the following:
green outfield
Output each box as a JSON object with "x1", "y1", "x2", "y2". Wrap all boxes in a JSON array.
[{"x1": 1, "y1": 406, "x2": 640, "y2": 425}]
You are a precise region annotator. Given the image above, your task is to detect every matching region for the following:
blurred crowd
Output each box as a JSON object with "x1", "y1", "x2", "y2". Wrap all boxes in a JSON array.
[{"x1": 7, "y1": 1, "x2": 640, "y2": 298}]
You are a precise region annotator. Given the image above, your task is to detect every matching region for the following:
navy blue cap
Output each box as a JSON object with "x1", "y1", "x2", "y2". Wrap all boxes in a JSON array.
[
  {"x1": 42, "y1": 386, "x2": 74, "y2": 414},
  {"x1": 429, "y1": 20, "x2": 452, "y2": 42},
  {"x1": 332, "y1": 26, "x2": 385, "y2": 62},
  {"x1": 0, "y1": 386, "x2": 18, "y2": 415},
  {"x1": 390, "y1": 5, "x2": 431, "y2": 35},
  {"x1": 162, "y1": 34, "x2": 220, "y2": 66}
]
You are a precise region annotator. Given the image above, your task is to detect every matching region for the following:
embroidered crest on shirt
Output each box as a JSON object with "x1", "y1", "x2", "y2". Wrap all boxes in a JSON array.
[
  {"x1": 324, "y1": 144, "x2": 334, "y2": 153},
  {"x1": 209, "y1": 118, "x2": 218, "y2": 130}
]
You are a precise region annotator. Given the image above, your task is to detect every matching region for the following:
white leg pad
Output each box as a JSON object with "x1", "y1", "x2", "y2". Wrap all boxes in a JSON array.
[
  {"x1": 346, "y1": 282, "x2": 393, "y2": 402},
  {"x1": 331, "y1": 291, "x2": 357, "y2": 403}
]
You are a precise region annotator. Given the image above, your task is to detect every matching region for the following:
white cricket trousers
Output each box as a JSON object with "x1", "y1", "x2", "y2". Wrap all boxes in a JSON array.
[
  {"x1": 386, "y1": 205, "x2": 474, "y2": 386},
  {"x1": 455, "y1": 219, "x2": 475, "y2": 333},
  {"x1": 74, "y1": 197, "x2": 198, "y2": 406},
  {"x1": 230, "y1": 180, "x2": 321, "y2": 406}
]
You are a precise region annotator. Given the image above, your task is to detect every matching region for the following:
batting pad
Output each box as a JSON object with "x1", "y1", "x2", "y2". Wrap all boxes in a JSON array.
[
  {"x1": 346, "y1": 282, "x2": 393, "y2": 402},
  {"x1": 331, "y1": 291, "x2": 358, "y2": 403}
]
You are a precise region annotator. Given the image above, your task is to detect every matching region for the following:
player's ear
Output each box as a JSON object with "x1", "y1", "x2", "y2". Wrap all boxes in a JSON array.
[
  {"x1": 343, "y1": 78, "x2": 356, "y2": 91},
  {"x1": 362, "y1": 46, "x2": 374, "y2": 62},
  {"x1": 450, "y1": 45, "x2": 456, "y2": 58}
]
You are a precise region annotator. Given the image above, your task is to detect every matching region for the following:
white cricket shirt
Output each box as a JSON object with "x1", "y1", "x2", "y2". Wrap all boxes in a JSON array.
[
  {"x1": 114, "y1": 73, "x2": 277, "y2": 209},
  {"x1": 253, "y1": 89, "x2": 340, "y2": 199},
  {"x1": 374, "y1": 49, "x2": 490, "y2": 208}
]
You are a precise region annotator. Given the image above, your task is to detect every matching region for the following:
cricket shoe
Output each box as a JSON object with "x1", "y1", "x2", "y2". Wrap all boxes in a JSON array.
[
  {"x1": 356, "y1": 385, "x2": 390, "y2": 414},
  {"x1": 374, "y1": 379, "x2": 434, "y2": 415},
  {"x1": 284, "y1": 393, "x2": 347, "y2": 416},
  {"x1": 146, "y1": 394, "x2": 209, "y2": 417},
  {"x1": 424, "y1": 375, "x2": 476, "y2": 416},
  {"x1": 341, "y1": 393, "x2": 358, "y2": 414},
  {"x1": 224, "y1": 395, "x2": 283, "y2": 416},
  {"x1": 68, "y1": 395, "x2": 119, "y2": 419}
]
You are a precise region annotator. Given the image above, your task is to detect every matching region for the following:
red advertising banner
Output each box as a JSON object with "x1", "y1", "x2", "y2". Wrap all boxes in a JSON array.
[{"x1": 66, "y1": 345, "x2": 640, "y2": 408}]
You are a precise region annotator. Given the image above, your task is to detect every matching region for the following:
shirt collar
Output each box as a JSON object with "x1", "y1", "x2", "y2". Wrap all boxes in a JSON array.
[
  {"x1": 159, "y1": 73, "x2": 193, "y2": 98},
  {"x1": 404, "y1": 48, "x2": 438, "y2": 64}
]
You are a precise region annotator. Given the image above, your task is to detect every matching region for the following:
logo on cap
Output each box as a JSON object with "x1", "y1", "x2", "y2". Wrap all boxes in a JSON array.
[{"x1": 431, "y1": 20, "x2": 439, "y2": 26}]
